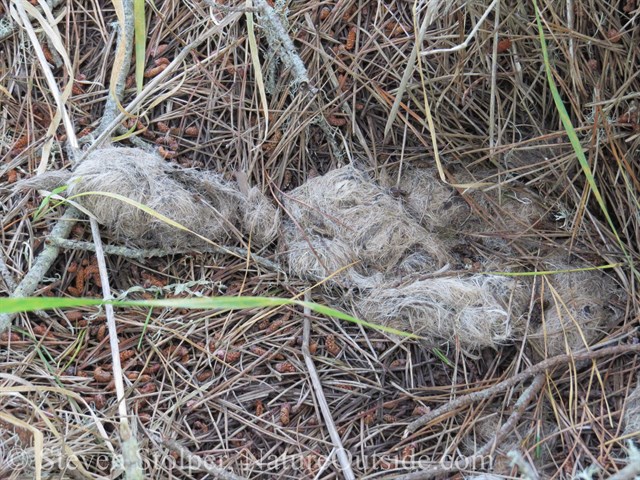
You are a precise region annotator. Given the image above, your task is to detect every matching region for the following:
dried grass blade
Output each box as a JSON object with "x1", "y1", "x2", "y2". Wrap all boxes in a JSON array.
[
  {"x1": 15, "y1": 1, "x2": 76, "y2": 151},
  {"x1": 133, "y1": 0, "x2": 146, "y2": 92},
  {"x1": 109, "y1": 0, "x2": 132, "y2": 118},
  {"x1": 246, "y1": 0, "x2": 269, "y2": 138},
  {"x1": 0, "y1": 412, "x2": 43, "y2": 480},
  {"x1": 382, "y1": 1, "x2": 428, "y2": 140},
  {"x1": 488, "y1": 263, "x2": 623, "y2": 277}
]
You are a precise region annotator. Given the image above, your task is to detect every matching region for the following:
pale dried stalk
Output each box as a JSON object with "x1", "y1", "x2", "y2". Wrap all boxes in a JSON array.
[
  {"x1": 0, "y1": 0, "x2": 65, "y2": 41},
  {"x1": 90, "y1": 218, "x2": 143, "y2": 479},
  {"x1": 302, "y1": 292, "x2": 355, "y2": 480}
]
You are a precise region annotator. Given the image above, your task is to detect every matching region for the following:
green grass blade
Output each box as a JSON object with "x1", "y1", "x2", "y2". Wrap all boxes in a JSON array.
[
  {"x1": 0, "y1": 296, "x2": 418, "y2": 338},
  {"x1": 246, "y1": 0, "x2": 269, "y2": 138},
  {"x1": 533, "y1": 1, "x2": 632, "y2": 270},
  {"x1": 134, "y1": 0, "x2": 146, "y2": 93},
  {"x1": 432, "y1": 347, "x2": 453, "y2": 367},
  {"x1": 33, "y1": 184, "x2": 69, "y2": 221},
  {"x1": 138, "y1": 304, "x2": 155, "y2": 349}
]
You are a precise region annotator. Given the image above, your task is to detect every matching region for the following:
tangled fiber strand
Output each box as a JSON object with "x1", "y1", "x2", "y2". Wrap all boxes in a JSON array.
[
  {"x1": 242, "y1": 186, "x2": 281, "y2": 247},
  {"x1": 451, "y1": 170, "x2": 556, "y2": 260},
  {"x1": 379, "y1": 166, "x2": 466, "y2": 233},
  {"x1": 285, "y1": 232, "x2": 360, "y2": 284}
]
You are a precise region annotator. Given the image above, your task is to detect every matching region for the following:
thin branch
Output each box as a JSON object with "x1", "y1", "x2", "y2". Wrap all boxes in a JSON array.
[
  {"x1": 0, "y1": 250, "x2": 17, "y2": 291},
  {"x1": 405, "y1": 343, "x2": 640, "y2": 435},
  {"x1": 47, "y1": 237, "x2": 286, "y2": 274},
  {"x1": 479, "y1": 375, "x2": 545, "y2": 457},
  {"x1": 252, "y1": 0, "x2": 313, "y2": 89},
  {"x1": 205, "y1": 0, "x2": 313, "y2": 89},
  {"x1": 95, "y1": 0, "x2": 135, "y2": 140},
  {"x1": 395, "y1": 375, "x2": 545, "y2": 480}
]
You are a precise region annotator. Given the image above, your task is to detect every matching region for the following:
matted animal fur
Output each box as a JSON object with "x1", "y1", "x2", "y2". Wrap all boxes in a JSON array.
[
  {"x1": 21, "y1": 150, "x2": 621, "y2": 352},
  {"x1": 528, "y1": 259, "x2": 619, "y2": 358},
  {"x1": 282, "y1": 166, "x2": 451, "y2": 285},
  {"x1": 21, "y1": 147, "x2": 280, "y2": 249}
]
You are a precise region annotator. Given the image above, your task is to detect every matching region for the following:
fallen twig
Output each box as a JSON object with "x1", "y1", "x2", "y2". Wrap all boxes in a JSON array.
[
  {"x1": 406, "y1": 343, "x2": 640, "y2": 435},
  {"x1": 252, "y1": 0, "x2": 313, "y2": 90},
  {"x1": 206, "y1": 0, "x2": 313, "y2": 90},
  {"x1": 0, "y1": 249, "x2": 17, "y2": 290},
  {"x1": 47, "y1": 236, "x2": 286, "y2": 274},
  {"x1": 478, "y1": 374, "x2": 545, "y2": 458},
  {"x1": 394, "y1": 375, "x2": 545, "y2": 480},
  {"x1": 95, "y1": 0, "x2": 135, "y2": 140}
]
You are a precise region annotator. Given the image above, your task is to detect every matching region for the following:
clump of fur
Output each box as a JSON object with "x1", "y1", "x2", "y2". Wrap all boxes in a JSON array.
[
  {"x1": 285, "y1": 231, "x2": 360, "y2": 284},
  {"x1": 451, "y1": 170, "x2": 554, "y2": 258},
  {"x1": 21, "y1": 147, "x2": 279, "y2": 249},
  {"x1": 243, "y1": 186, "x2": 281, "y2": 247},
  {"x1": 356, "y1": 275, "x2": 531, "y2": 349},
  {"x1": 282, "y1": 166, "x2": 451, "y2": 284},
  {"x1": 20, "y1": 155, "x2": 621, "y2": 354},
  {"x1": 379, "y1": 166, "x2": 466, "y2": 231},
  {"x1": 623, "y1": 377, "x2": 640, "y2": 438},
  {"x1": 528, "y1": 261, "x2": 619, "y2": 358}
]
